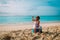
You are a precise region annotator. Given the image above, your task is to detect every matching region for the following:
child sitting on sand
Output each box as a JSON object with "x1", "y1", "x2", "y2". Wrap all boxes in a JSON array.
[{"x1": 32, "y1": 16, "x2": 42, "y2": 33}]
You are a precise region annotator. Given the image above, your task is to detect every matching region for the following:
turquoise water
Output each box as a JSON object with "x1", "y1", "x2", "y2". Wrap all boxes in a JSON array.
[{"x1": 0, "y1": 16, "x2": 60, "y2": 24}]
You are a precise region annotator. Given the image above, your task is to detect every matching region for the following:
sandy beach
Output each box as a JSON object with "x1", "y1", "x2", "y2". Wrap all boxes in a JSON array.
[
  {"x1": 0, "y1": 22, "x2": 60, "y2": 31},
  {"x1": 0, "y1": 22, "x2": 60, "y2": 40}
]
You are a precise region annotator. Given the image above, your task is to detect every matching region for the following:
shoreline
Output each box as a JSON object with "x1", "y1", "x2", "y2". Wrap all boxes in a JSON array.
[
  {"x1": 0, "y1": 21, "x2": 60, "y2": 25},
  {"x1": 0, "y1": 21, "x2": 60, "y2": 31}
]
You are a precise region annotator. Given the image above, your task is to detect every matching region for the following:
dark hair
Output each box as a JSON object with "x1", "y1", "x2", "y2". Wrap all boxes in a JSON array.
[{"x1": 36, "y1": 16, "x2": 40, "y2": 20}]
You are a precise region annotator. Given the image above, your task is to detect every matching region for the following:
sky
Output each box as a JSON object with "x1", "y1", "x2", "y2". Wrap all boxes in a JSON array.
[{"x1": 0, "y1": 0, "x2": 60, "y2": 16}]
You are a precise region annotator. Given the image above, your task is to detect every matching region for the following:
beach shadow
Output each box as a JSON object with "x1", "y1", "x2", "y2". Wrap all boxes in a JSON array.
[{"x1": 3, "y1": 36, "x2": 11, "y2": 40}]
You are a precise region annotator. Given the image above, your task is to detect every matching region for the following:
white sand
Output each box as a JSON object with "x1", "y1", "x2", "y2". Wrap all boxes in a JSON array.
[{"x1": 0, "y1": 22, "x2": 60, "y2": 31}]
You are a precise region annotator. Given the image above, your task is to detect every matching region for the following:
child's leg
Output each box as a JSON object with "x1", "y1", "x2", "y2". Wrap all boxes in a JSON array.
[
  {"x1": 36, "y1": 29, "x2": 40, "y2": 35},
  {"x1": 32, "y1": 29, "x2": 34, "y2": 33},
  {"x1": 40, "y1": 26, "x2": 42, "y2": 33},
  {"x1": 34, "y1": 28, "x2": 36, "y2": 33}
]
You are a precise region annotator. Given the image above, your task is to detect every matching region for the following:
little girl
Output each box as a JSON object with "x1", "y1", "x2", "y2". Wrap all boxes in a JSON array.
[{"x1": 32, "y1": 16, "x2": 41, "y2": 33}]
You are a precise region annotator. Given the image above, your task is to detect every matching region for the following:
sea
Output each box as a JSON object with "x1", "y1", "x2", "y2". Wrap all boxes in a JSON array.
[{"x1": 0, "y1": 15, "x2": 60, "y2": 24}]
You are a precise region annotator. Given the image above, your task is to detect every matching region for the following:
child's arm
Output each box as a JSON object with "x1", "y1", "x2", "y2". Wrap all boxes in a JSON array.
[
  {"x1": 39, "y1": 21, "x2": 40, "y2": 26},
  {"x1": 32, "y1": 16, "x2": 35, "y2": 21}
]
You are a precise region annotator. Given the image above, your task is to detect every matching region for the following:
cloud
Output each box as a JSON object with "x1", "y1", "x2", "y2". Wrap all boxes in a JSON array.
[
  {"x1": 0, "y1": 0, "x2": 60, "y2": 16},
  {"x1": 0, "y1": 0, "x2": 32, "y2": 15},
  {"x1": 28, "y1": 6, "x2": 58, "y2": 16}
]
